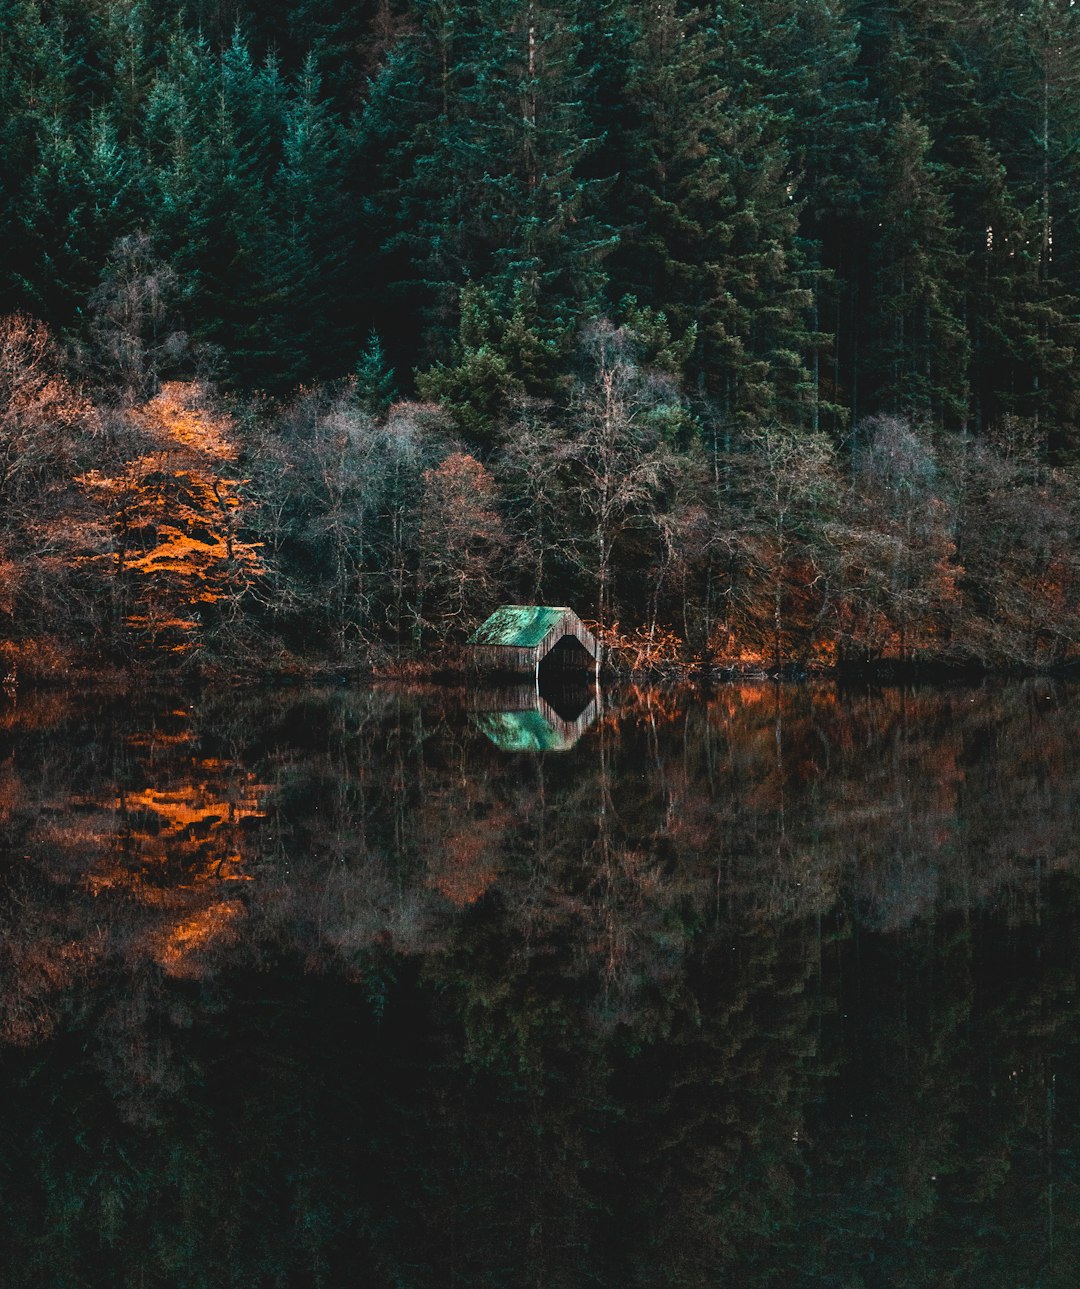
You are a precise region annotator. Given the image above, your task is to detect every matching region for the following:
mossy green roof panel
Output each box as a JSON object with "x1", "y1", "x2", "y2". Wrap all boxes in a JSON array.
[
  {"x1": 473, "y1": 710, "x2": 567, "y2": 752},
  {"x1": 469, "y1": 606, "x2": 572, "y2": 649}
]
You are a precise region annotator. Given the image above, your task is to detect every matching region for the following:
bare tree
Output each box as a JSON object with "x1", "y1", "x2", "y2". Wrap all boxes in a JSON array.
[
  {"x1": 0, "y1": 313, "x2": 88, "y2": 508},
  {"x1": 0, "y1": 314, "x2": 94, "y2": 672},
  {"x1": 492, "y1": 395, "x2": 567, "y2": 604},
  {"x1": 84, "y1": 232, "x2": 193, "y2": 404},
  {"x1": 951, "y1": 418, "x2": 1080, "y2": 666},
  {"x1": 715, "y1": 424, "x2": 838, "y2": 670},
  {"x1": 563, "y1": 320, "x2": 674, "y2": 626},
  {"x1": 836, "y1": 417, "x2": 960, "y2": 663},
  {"x1": 250, "y1": 393, "x2": 452, "y2": 659}
]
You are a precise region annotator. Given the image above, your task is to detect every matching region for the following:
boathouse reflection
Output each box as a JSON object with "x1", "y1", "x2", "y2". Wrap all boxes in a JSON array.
[{"x1": 470, "y1": 683, "x2": 600, "y2": 752}]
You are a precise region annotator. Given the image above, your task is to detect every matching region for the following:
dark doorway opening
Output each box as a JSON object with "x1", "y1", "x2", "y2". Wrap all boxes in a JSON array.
[{"x1": 538, "y1": 634, "x2": 594, "y2": 679}]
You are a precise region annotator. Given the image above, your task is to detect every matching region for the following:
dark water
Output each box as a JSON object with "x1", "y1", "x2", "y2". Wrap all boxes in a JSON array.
[{"x1": 1, "y1": 680, "x2": 1079, "y2": 1288}]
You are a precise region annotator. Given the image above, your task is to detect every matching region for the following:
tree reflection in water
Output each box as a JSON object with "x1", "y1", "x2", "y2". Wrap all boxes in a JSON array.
[{"x1": 0, "y1": 681, "x2": 1079, "y2": 1286}]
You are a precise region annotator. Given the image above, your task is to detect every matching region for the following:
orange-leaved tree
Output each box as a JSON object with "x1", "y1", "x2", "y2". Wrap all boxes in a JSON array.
[
  {"x1": 417, "y1": 452, "x2": 506, "y2": 641},
  {"x1": 77, "y1": 381, "x2": 264, "y2": 659}
]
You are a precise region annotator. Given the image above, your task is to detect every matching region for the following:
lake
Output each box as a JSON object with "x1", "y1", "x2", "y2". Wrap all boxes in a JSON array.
[{"x1": 1, "y1": 680, "x2": 1078, "y2": 1287}]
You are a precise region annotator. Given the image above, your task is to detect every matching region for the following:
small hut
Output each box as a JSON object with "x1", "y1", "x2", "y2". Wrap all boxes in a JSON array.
[{"x1": 468, "y1": 606, "x2": 599, "y2": 679}]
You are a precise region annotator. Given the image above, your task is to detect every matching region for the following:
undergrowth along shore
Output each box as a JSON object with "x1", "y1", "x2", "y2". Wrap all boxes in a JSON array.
[{"x1": 2, "y1": 631, "x2": 1076, "y2": 693}]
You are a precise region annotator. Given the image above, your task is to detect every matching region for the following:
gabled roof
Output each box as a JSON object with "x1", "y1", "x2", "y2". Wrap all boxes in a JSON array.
[{"x1": 468, "y1": 605, "x2": 574, "y2": 649}]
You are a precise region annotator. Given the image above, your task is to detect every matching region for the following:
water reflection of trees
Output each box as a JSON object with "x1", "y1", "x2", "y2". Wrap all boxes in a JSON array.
[{"x1": 1, "y1": 682, "x2": 1079, "y2": 1285}]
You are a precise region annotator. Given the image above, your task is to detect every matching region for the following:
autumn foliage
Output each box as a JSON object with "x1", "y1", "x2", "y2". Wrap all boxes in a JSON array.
[
  {"x1": 1, "y1": 312, "x2": 1079, "y2": 677},
  {"x1": 76, "y1": 382, "x2": 263, "y2": 656}
]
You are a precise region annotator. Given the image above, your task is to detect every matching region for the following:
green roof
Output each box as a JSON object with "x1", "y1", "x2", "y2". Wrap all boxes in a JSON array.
[
  {"x1": 473, "y1": 710, "x2": 568, "y2": 753},
  {"x1": 468, "y1": 605, "x2": 573, "y2": 649}
]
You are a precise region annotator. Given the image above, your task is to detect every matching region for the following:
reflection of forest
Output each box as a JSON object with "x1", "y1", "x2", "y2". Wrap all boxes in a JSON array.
[{"x1": 1, "y1": 683, "x2": 1079, "y2": 1286}]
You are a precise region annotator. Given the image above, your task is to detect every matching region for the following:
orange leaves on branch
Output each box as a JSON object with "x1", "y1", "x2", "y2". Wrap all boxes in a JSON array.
[
  {"x1": 594, "y1": 621, "x2": 687, "y2": 673},
  {"x1": 418, "y1": 452, "x2": 506, "y2": 634},
  {"x1": 75, "y1": 380, "x2": 264, "y2": 654},
  {"x1": 136, "y1": 381, "x2": 241, "y2": 460}
]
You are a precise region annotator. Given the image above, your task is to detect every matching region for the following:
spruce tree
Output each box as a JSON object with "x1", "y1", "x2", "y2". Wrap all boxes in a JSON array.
[
  {"x1": 354, "y1": 330, "x2": 398, "y2": 415},
  {"x1": 142, "y1": 21, "x2": 220, "y2": 328},
  {"x1": 866, "y1": 112, "x2": 969, "y2": 423},
  {"x1": 1014, "y1": 0, "x2": 1080, "y2": 456},
  {"x1": 613, "y1": 0, "x2": 814, "y2": 429},
  {"x1": 366, "y1": 0, "x2": 613, "y2": 389},
  {"x1": 264, "y1": 53, "x2": 354, "y2": 388},
  {"x1": 143, "y1": 28, "x2": 301, "y2": 387},
  {"x1": 0, "y1": 0, "x2": 52, "y2": 310}
]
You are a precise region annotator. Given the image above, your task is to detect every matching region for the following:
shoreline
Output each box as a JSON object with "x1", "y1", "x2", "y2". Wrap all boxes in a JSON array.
[{"x1": 2, "y1": 644, "x2": 1078, "y2": 697}]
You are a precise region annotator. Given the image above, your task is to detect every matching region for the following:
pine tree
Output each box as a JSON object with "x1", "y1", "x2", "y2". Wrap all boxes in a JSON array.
[
  {"x1": 0, "y1": 0, "x2": 57, "y2": 312},
  {"x1": 612, "y1": 0, "x2": 815, "y2": 428},
  {"x1": 366, "y1": 0, "x2": 613, "y2": 384},
  {"x1": 195, "y1": 33, "x2": 282, "y2": 383},
  {"x1": 354, "y1": 330, "x2": 398, "y2": 416},
  {"x1": 866, "y1": 112, "x2": 969, "y2": 423},
  {"x1": 849, "y1": 0, "x2": 1080, "y2": 443},
  {"x1": 142, "y1": 21, "x2": 220, "y2": 325},
  {"x1": 1013, "y1": 0, "x2": 1080, "y2": 456},
  {"x1": 101, "y1": 0, "x2": 160, "y2": 137},
  {"x1": 144, "y1": 29, "x2": 296, "y2": 387},
  {"x1": 18, "y1": 108, "x2": 141, "y2": 332},
  {"x1": 737, "y1": 0, "x2": 876, "y2": 433},
  {"x1": 262, "y1": 52, "x2": 353, "y2": 388}
]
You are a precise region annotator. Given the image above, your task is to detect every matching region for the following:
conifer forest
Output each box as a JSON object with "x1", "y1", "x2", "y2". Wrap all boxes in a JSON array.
[{"x1": 3, "y1": 0, "x2": 1080, "y2": 674}]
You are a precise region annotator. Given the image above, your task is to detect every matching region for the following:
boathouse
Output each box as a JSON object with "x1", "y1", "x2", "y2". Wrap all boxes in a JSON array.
[{"x1": 468, "y1": 606, "x2": 599, "y2": 678}]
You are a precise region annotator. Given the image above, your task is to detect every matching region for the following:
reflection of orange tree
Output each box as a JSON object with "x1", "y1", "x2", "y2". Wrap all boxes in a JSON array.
[
  {"x1": 77, "y1": 382, "x2": 263, "y2": 658},
  {"x1": 416, "y1": 755, "x2": 513, "y2": 906},
  {"x1": 0, "y1": 697, "x2": 279, "y2": 1046},
  {"x1": 82, "y1": 764, "x2": 266, "y2": 978}
]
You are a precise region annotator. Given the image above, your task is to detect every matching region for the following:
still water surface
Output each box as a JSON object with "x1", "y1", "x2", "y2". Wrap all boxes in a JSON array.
[{"x1": 1, "y1": 680, "x2": 1079, "y2": 1287}]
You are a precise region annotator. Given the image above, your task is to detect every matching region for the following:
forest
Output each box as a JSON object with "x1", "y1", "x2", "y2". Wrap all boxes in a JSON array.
[{"x1": 3, "y1": 0, "x2": 1080, "y2": 676}]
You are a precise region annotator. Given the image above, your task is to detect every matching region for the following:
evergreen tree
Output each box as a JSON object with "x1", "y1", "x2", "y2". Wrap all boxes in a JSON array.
[
  {"x1": 612, "y1": 0, "x2": 815, "y2": 428},
  {"x1": 19, "y1": 110, "x2": 140, "y2": 329},
  {"x1": 866, "y1": 112, "x2": 969, "y2": 423},
  {"x1": 100, "y1": 0, "x2": 160, "y2": 137},
  {"x1": 1014, "y1": 0, "x2": 1080, "y2": 456},
  {"x1": 144, "y1": 29, "x2": 294, "y2": 387},
  {"x1": 194, "y1": 33, "x2": 282, "y2": 383},
  {"x1": 366, "y1": 0, "x2": 613, "y2": 384},
  {"x1": 263, "y1": 53, "x2": 354, "y2": 388},
  {"x1": 354, "y1": 330, "x2": 398, "y2": 416},
  {"x1": 0, "y1": 0, "x2": 60, "y2": 312},
  {"x1": 142, "y1": 21, "x2": 221, "y2": 325},
  {"x1": 739, "y1": 0, "x2": 876, "y2": 433}
]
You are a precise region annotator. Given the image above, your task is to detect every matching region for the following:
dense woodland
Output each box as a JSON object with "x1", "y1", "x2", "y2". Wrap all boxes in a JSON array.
[{"x1": 3, "y1": 0, "x2": 1080, "y2": 674}]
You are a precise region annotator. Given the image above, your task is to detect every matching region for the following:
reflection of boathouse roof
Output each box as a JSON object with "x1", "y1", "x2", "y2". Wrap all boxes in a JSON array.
[
  {"x1": 471, "y1": 685, "x2": 600, "y2": 752},
  {"x1": 475, "y1": 709, "x2": 573, "y2": 753}
]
